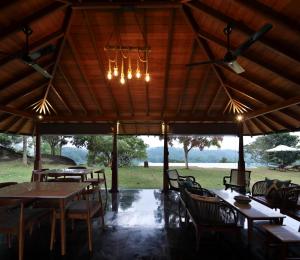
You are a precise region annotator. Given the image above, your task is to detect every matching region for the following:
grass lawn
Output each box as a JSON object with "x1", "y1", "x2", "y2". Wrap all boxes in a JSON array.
[{"x1": 0, "y1": 161, "x2": 300, "y2": 189}]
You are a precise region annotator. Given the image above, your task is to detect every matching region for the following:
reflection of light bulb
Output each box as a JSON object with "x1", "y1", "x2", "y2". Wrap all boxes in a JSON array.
[
  {"x1": 127, "y1": 70, "x2": 132, "y2": 79},
  {"x1": 136, "y1": 69, "x2": 141, "y2": 79},
  {"x1": 120, "y1": 74, "x2": 125, "y2": 84},
  {"x1": 145, "y1": 73, "x2": 150, "y2": 82},
  {"x1": 107, "y1": 71, "x2": 112, "y2": 80},
  {"x1": 113, "y1": 66, "x2": 118, "y2": 77}
]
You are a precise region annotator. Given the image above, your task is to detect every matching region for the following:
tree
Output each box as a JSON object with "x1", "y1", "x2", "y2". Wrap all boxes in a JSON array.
[
  {"x1": 72, "y1": 135, "x2": 147, "y2": 167},
  {"x1": 0, "y1": 133, "x2": 13, "y2": 147},
  {"x1": 162, "y1": 135, "x2": 223, "y2": 169},
  {"x1": 245, "y1": 133, "x2": 299, "y2": 164},
  {"x1": 43, "y1": 136, "x2": 68, "y2": 156},
  {"x1": 22, "y1": 136, "x2": 28, "y2": 165},
  {"x1": 219, "y1": 157, "x2": 228, "y2": 163}
]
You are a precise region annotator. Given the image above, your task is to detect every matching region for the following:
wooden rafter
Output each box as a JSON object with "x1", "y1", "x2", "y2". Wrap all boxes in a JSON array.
[
  {"x1": 0, "y1": 105, "x2": 33, "y2": 119},
  {"x1": 244, "y1": 120, "x2": 254, "y2": 136},
  {"x1": 83, "y1": 10, "x2": 120, "y2": 116},
  {"x1": 245, "y1": 95, "x2": 300, "y2": 120},
  {"x1": 0, "y1": 2, "x2": 68, "y2": 41},
  {"x1": 0, "y1": 30, "x2": 64, "y2": 68},
  {"x1": 161, "y1": 9, "x2": 175, "y2": 117},
  {"x1": 206, "y1": 85, "x2": 223, "y2": 115},
  {"x1": 251, "y1": 118, "x2": 265, "y2": 133},
  {"x1": 67, "y1": 38, "x2": 103, "y2": 114},
  {"x1": 0, "y1": 114, "x2": 11, "y2": 123},
  {"x1": 258, "y1": 116, "x2": 277, "y2": 132},
  {"x1": 184, "y1": 0, "x2": 300, "y2": 64},
  {"x1": 4, "y1": 116, "x2": 21, "y2": 133},
  {"x1": 50, "y1": 84, "x2": 72, "y2": 114},
  {"x1": 2, "y1": 81, "x2": 48, "y2": 105},
  {"x1": 191, "y1": 68, "x2": 211, "y2": 114},
  {"x1": 176, "y1": 39, "x2": 197, "y2": 115},
  {"x1": 0, "y1": 0, "x2": 18, "y2": 9},
  {"x1": 57, "y1": 65, "x2": 87, "y2": 114},
  {"x1": 264, "y1": 114, "x2": 293, "y2": 130},
  {"x1": 189, "y1": 21, "x2": 300, "y2": 87},
  {"x1": 15, "y1": 118, "x2": 29, "y2": 134},
  {"x1": 0, "y1": 62, "x2": 53, "y2": 93}
]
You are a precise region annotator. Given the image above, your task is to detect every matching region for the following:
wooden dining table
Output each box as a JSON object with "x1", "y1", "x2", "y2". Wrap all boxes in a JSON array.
[
  {"x1": 43, "y1": 168, "x2": 93, "y2": 182},
  {"x1": 211, "y1": 189, "x2": 285, "y2": 244},
  {"x1": 0, "y1": 182, "x2": 89, "y2": 260}
]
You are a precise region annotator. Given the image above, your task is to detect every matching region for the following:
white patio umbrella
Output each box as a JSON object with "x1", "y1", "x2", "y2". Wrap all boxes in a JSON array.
[{"x1": 266, "y1": 145, "x2": 299, "y2": 165}]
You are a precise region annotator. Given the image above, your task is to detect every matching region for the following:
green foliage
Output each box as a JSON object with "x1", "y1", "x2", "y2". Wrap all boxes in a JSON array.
[
  {"x1": 42, "y1": 136, "x2": 68, "y2": 156},
  {"x1": 0, "y1": 134, "x2": 22, "y2": 148},
  {"x1": 72, "y1": 135, "x2": 147, "y2": 167},
  {"x1": 245, "y1": 133, "x2": 299, "y2": 164},
  {"x1": 219, "y1": 157, "x2": 228, "y2": 163}
]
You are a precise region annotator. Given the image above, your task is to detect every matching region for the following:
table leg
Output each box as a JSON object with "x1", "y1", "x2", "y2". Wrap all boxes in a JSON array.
[
  {"x1": 59, "y1": 199, "x2": 66, "y2": 255},
  {"x1": 247, "y1": 219, "x2": 253, "y2": 246},
  {"x1": 18, "y1": 202, "x2": 24, "y2": 260}
]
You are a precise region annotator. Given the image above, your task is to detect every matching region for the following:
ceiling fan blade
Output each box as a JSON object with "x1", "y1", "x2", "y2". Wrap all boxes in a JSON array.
[
  {"x1": 28, "y1": 62, "x2": 53, "y2": 79},
  {"x1": 226, "y1": 60, "x2": 245, "y2": 74},
  {"x1": 28, "y1": 44, "x2": 56, "y2": 60},
  {"x1": 232, "y1": 23, "x2": 273, "y2": 57},
  {"x1": 186, "y1": 59, "x2": 223, "y2": 67}
]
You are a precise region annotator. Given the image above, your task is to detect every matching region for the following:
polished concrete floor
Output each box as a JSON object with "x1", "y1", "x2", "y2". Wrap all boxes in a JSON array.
[{"x1": 0, "y1": 189, "x2": 299, "y2": 260}]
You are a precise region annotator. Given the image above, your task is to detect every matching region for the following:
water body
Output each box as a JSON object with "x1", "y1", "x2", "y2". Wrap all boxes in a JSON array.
[{"x1": 138, "y1": 162, "x2": 244, "y2": 168}]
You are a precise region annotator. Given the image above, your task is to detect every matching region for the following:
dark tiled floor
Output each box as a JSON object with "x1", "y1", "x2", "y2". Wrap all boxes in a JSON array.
[{"x1": 0, "y1": 189, "x2": 299, "y2": 260}]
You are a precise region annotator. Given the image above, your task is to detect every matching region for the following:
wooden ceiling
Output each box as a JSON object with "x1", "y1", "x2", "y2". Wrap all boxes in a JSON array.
[{"x1": 0, "y1": 0, "x2": 300, "y2": 136}]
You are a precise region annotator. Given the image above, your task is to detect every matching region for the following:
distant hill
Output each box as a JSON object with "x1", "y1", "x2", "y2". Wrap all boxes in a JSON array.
[
  {"x1": 146, "y1": 147, "x2": 253, "y2": 163},
  {"x1": 62, "y1": 147, "x2": 88, "y2": 164}
]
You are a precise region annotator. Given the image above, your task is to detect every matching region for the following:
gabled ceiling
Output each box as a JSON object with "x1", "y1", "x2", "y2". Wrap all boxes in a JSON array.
[{"x1": 0, "y1": 0, "x2": 300, "y2": 136}]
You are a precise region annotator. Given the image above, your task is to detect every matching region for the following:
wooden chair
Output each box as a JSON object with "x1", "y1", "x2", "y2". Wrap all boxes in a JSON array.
[
  {"x1": 31, "y1": 169, "x2": 49, "y2": 182},
  {"x1": 65, "y1": 187, "x2": 104, "y2": 252},
  {"x1": 223, "y1": 169, "x2": 251, "y2": 193},
  {"x1": 166, "y1": 169, "x2": 195, "y2": 192},
  {"x1": 185, "y1": 189, "x2": 241, "y2": 250}
]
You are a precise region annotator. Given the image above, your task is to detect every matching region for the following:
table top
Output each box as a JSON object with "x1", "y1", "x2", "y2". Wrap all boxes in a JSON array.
[
  {"x1": 44, "y1": 168, "x2": 92, "y2": 175},
  {"x1": 0, "y1": 182, "x2": 89, "y2": 199},
  {"x1": 212, "y1": 189, "x2": 285, "y2": 220},
  {"x1": 263, "y1": 224, "x2": 300, "y2": 242}
]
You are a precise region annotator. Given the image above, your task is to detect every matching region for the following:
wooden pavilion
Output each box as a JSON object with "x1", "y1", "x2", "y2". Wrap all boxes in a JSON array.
[{"x1": 0, "y1": 0, "x2": 300, "y2": 192}]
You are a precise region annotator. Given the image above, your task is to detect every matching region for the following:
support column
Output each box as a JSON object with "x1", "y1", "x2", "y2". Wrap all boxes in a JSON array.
[
  {"x1": 163, "y1": 122, "x2": 169, "y2": 192},
  {"x1": 110, "y1": 124, "x2": 118, "y2": 193},
  {"x1": 237, "y1": 122, "x2": 246, "y2": 193},
  {"x1": 34, "y1": 123, "x2": 41, "y2": 170}
]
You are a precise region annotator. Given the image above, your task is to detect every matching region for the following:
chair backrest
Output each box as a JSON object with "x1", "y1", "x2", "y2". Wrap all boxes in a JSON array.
[
  {"x1": 166, "y1": 169, "x2": 179, "y2": 190},
  {"x1": 230, "y1": 169, "x2": 251, "y2": 191},
  {"x1": 31, "y1": 169, "x2": 49, "y2": 182}
]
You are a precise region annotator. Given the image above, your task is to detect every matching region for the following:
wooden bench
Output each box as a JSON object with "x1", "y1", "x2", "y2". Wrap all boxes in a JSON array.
[{"x1": 263, "y1": 224, "x2": 300, "y2": 260}]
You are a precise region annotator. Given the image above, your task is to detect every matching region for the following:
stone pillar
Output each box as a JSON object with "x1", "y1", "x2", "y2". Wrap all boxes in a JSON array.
[
  {"x1": 163, "y1": 122, "x2": 169, "y2": 192},
  {"x1": 110, "y1": 124, "x2": 118, "y2": 193},
  {"x1": 34, "y1": 123, "x2": 41, "y2": 170},
  {"x1": 237, "y1": 122, "x2": 246, "y2": 193}
]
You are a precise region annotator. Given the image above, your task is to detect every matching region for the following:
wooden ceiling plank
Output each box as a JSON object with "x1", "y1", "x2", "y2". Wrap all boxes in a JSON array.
[
  {"x1": 0, "y1": 105, "x2": 33, "y2": 119},
  {"x1": 206, "y1": 85, "x2": 223, "y2": 115},
  {"x1": 256, "y1": 117, "x2": 276, "y2": 132},
  {"x1": 67, "y1": 37, "x2": 103, "y2": 115},
  {"x1": 3, "y1": 81, "x2": 48, "y2": 105},
  {"x1": 191, "y1": 23, "x2": 300, "y2": 86},
  {"x1": 0, "y1": 114, "x2": 12, "y2": 123},
  {"x1": 161, "y1": 9, "x2": 176, "y2": 117},
  {"x1": 192, "y1": 68, "x2": 211, "y2": 114},
  {"x1": 245, "y1": 95, "x2": 300, "y2": 120},
  {"x1": 0, "y1": 0, "x2": 18, "y2": 9},
  {"x1": 15, "y1": 118, "x2": 29, "y2": 134},
  {"x1": 251, "y1": 118, "x2": 265, "y2": 133},
  {"x1": 244, "y1": 120, "x2": 254, "y2": 136},
  {"x1": 0, "y1": 62, "x2": 53, "y2": 93},
  {"x1": 83, "y1": 10, "x2": 120, "y2": 116},
  {"x1": 264, "y1": 114, "x2": 293, "y2": 130},
  {"x1": 185, "y1": 1, "x2": 300, "y2": 64},
  {"x1": 0, "y1": 30, "x2": 64, "y2": 68},
  {"x1": 0, "y1": 2, "x2": 68, "y2": 41},
  {"x1": 58, "y1": 66, "x2": 87, "y2": 114},
  {"x1": 3, "y1": 116, "x2": 21, "y2": 133},
  {"x1": 176, "y1": 39, "x2": 197, "y2": 115},
  {"x1": 50, "y1": 84, "x2": 72, "y2": 114}
]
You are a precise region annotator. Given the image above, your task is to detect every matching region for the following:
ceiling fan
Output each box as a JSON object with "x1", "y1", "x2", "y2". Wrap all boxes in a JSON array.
[
  {"x1": 187, "y1": 23, "x2": 273, "y2": 74},
  {"x1": 20, "y1": 25, "x2": 55, "y2": 79}
]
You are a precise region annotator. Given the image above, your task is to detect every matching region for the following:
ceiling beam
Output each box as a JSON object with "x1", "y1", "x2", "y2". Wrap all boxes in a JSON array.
[
  {"x1": 0, "y1": 62, "x2": 53, "y2": 93},
  {"x1": 67, "y1": 37, "x2": 103, "y2": 115},
  {"x1": 244, "y1": 120, "x2": 254, "y2": 136},
  {"x1": 0, "y1": 30, "x2": 64, "y2": 68},
  {"x1": 15, "y1": 118, "x2": 29, "y2": 134},
  {"x1": 83, "y1": 10, "x2": 120, "y2": 116},
  {"x1": 251, "y1": 118, "x2": 265, "y2": 133},
  {"x1": 0, "y1": 2, "x2": 68, "y2": 41},
  {"x1": 264, "y1": 114, "x2": 294, "y2": 130},
  {"x1": 57, "y1": 66, "x2": 88, "y2": 114},
  {"x1": 0, "y1": 0, "x2": 18, "y2": 9},
  {"x1": 3, "y1": 116, "x2": 21, "y2": 133},
  {"x1": 50, "y1": 84, "x2": 73, "y2": 114},
  {"x1": 161, "y1": 9, "x2": 176, "y2": 117},
  {"x1": 0, "y1": 105, "x2": 33, "y2": 119},
  {"x1": 176, "y1": 40, "x2": 197, "y2": 115},
  {"x1": 206, "y1": 85, "x2": 223, "y2": 115},
  {"x1": 71, "y1": 1, "x2": 181, "y2": 10},
  {"x1": 257, "y1": 117, "x2": 277, "y2": 132},
  {"x1": 185, "y1": 0, "x2": 300, "y2": 64},
  {"x1": 43, "y1": 114, "x2": 234, "y2": 123},
  {"x1": 245, "y1": 95, "x2": 300, "y2": 120},
  {"x1": 0, "y1": 114, "x2": 12, "y2": 123},
  {"x1": 189, "y1": 22, "x2": 300, "y2": 87}
]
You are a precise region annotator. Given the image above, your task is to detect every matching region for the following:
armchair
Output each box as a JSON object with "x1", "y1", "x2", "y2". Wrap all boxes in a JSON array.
[
  {"x1": 223, "y1": 169, "x2": 251, "y2": 193},
  {"x1": 166, "y1": 169, "x2": 195, "y2": 191}
]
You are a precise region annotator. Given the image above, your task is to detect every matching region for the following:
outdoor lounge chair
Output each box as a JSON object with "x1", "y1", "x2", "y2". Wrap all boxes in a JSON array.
[
  {"x1": 223, "y1": 169, "x2": 251, "y2": 193},
  {"x1": 166, "y1": 169, "x2": 195, "y2": 192}
]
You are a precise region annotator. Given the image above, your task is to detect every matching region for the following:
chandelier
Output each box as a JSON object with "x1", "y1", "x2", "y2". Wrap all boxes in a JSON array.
[{"x1": 104, "y1": 45, "x2": 151, "y2": 85}]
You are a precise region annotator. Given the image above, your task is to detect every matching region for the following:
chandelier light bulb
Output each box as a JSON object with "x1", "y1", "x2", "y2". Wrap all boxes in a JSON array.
[
  {"x1": 127, "y1": 70, "x2": 132, "y2": 79},
  {"x1": 107, "y1": 71, "x2": 112, "y2": 80},
  {"x1": 136, "y1": 69, "x2": 141, "y2": 79},
  {"x1": 113, "y1": 66, "x2": 118, "y2": 77},
  {"x1": 145, "y1": 73, "x2": 150, "y2": 82},
  {"x1": 120, "y1": 74, "x2": 125, "y2": 85}
]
